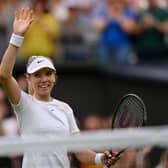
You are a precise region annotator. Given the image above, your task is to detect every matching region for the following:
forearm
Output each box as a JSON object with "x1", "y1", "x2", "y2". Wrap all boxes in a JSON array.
[
  {"x1": 75, "y1": 149, "x2": 119, "y2": 167},
  {"x1": 75, "y1": 150, "x2": 96, "y2": 164}
]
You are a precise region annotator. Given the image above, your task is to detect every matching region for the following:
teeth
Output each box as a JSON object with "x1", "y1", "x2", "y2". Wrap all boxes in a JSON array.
[{"x1": 40, "y1": 86, "x2": 49, "y2": 88}]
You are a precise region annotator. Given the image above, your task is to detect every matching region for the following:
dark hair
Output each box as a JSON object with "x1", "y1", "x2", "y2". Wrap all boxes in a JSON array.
[{"x1": 32, "y1": 0, "x2": 49, "y2": 13}]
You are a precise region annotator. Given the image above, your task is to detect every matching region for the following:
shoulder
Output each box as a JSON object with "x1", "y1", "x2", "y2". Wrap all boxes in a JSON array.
[
  {"x1": 13, "y1": 91, "x2": 34, "y2": 112},
  {"x1": 17, "y1": 91, "x2": 33, "y2": 103},
  {"x1": 53, "y1": 98, "x2": 73, "y2": 113}
]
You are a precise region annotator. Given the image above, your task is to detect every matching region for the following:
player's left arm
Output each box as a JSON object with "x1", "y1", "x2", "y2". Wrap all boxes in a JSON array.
[{"x1": 75, "y1": 150, "x2": 119, "y2": 167}]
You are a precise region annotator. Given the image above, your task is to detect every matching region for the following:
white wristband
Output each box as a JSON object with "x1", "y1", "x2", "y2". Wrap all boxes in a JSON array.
[
  {"x1": 95, "y1": 153, "x2": 103, "y2": 165},
  {"x1": 9, "y1": 33, "x2": 24, "y2": 47}
]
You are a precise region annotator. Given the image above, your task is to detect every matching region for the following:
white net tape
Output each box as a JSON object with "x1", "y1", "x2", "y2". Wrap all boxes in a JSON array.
[{"x1": 0, "y1": 126, "x2": 168, "y2": 156}]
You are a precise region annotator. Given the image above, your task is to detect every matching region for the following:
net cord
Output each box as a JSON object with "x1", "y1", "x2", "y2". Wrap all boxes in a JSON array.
[{"x1": 0, "y1": 126, "x2": 167, "y2": 156}]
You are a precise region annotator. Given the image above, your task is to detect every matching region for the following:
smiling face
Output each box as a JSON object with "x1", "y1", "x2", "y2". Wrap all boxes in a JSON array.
[{"x1": 27, "y1": 68, "x2": 56, "y2": 101}]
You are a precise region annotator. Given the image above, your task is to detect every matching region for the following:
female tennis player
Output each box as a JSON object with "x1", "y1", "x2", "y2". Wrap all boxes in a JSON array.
[{"x1": 0, "y1": 8, "x2": 118, "y2": 168}]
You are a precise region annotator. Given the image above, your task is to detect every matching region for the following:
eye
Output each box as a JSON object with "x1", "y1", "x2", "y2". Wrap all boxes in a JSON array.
[
  {"x1": 46, "y1": 70, "x2": 53, "y2": 76},
  {"x1": 33, "y1": 72, "x2": 41, "y2": 78}
]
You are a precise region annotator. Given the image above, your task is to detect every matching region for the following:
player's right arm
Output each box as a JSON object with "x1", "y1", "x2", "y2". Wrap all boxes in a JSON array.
[{"x1": 0, "y1": 8, "x2": 34, "y2": 105}]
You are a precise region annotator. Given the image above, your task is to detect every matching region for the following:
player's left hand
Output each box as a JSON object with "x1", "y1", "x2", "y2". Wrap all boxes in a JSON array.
[{"x1": 101, "y1": 150, "x2": 120, "y2": 167}]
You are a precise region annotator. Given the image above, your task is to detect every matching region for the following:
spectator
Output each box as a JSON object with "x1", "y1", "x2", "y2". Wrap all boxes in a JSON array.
[
  {"x1": 0, "y1": 87, "x2": 19, "y2": 168},
  {"x1": 0, "y1": 0, "x2": 29, "y2": 60},
  {"x1": 2, "y1": 0, "x2": 29, "y2": 37},
  {"x1": 76, "y1": 0, "x2": 100, "y2": 60},
  {"x1": 0, "y1": 0, "x2": 8, "y2": 60},
  {"x1": 59, "y1": 1, "x2": 91, "y2": 61},
  {"x1": 19, "y1": 0, "x2": 60, "y2": 59},
  {"x1": 124, "y1": 0, "x2": 148, "y2": 12},
  {"x1": 134, "y1": 0, "x2": 168, "y2": 64},
  {"x1": 93, "y1": 0, "x2": 136, "y2": 65},
  {"x1": 0, "y1": 87, "x2": 18, "y2": 137},
  {"x1": 157, "y1": 149, "x2": 168, "y2": 168},
  {"x1": 79, "y1": 115, "x2": 110, "y2": 168},
  {"x1": 16, "y1": 73, "x2": 28, "y2": 92},
  {"x1": 146, "y1": 147, "x2": 165, "y2": 168},
  {"x1": 49, "y1": 0, "x2": 68, "y2": 23},
  {"x1": 81, "y1": 114, "x2": 109, "y2": 130}
]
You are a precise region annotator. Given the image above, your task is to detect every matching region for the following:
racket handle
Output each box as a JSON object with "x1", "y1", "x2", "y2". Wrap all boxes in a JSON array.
[
  {"x1": 109, "y1": 148, "x2": 125, "y2": 158},
  {"x1": 115, "y1": 149, "x2": 125, "y2": 157}
]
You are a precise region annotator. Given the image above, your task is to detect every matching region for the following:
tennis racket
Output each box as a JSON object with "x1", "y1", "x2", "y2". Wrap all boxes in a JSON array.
[{"x1": 110, "y1": 93, "x2": 147, "y2": 157}]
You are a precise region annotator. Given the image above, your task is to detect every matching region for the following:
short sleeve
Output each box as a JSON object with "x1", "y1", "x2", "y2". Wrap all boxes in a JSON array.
[
  {"x1": 12, "y1": 91, "x2": 30, "y2": 114},
  {"x1": 65, "y1": 105, "x2": 80, "y2": 134}
]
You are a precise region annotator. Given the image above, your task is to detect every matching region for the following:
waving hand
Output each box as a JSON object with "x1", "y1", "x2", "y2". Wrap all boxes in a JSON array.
[{"x1": 13, "y1": 8, "x2": 34, "y2": 36}]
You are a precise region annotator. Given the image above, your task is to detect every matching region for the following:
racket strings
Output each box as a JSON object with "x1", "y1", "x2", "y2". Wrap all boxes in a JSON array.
[
  {"x1": 115, "y1": 97, "x2": 145, "y2": 127},
  {"x1": 124, "y1": 97, "x2": 144, "y2": 124}
]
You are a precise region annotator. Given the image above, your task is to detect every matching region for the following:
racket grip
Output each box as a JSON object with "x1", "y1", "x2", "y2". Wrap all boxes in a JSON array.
[
  {"x1": 114, "y1": 149, "x2": 125, "y2": 157},
  {"x1": 109, "y1": 149, "x2": 124, "y2": 157},
  {"x1": 104, "y1": 149, "x2": 126, "y2": 168}
]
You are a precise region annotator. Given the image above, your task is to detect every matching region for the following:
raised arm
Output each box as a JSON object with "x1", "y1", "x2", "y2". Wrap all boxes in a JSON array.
[{"x1": 0, "y1": 8, "x2": 34, "y2": 105}]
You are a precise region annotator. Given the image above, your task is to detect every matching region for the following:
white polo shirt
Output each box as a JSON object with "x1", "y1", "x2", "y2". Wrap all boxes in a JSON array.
[{"x1": 13, "y1": 91, "x2": 80, "y2": 168}]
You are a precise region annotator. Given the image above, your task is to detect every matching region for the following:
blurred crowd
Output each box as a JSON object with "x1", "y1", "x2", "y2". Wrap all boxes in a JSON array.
[{"x1": 0, "y1": 0, "x2": 168, "y2": 65}]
